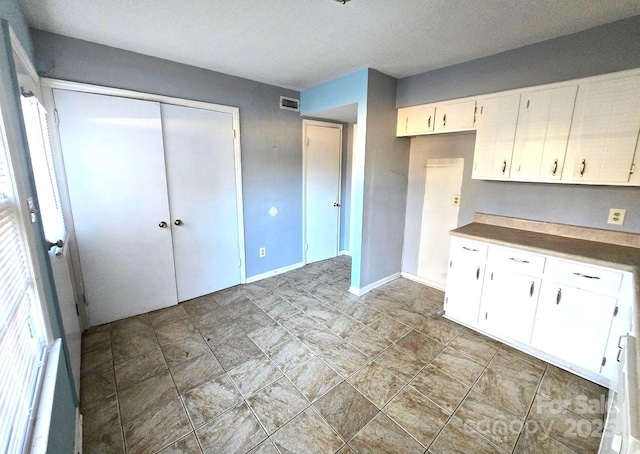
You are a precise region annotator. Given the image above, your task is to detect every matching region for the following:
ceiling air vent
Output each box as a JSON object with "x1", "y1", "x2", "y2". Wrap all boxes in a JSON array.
[{"x1": 280, "y1": 96, "x2": 300, "y2": 112}]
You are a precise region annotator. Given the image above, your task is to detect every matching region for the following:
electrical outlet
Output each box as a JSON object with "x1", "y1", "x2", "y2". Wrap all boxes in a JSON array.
[
  {"x1": 453, "y1": 194, "x2": 461, "y2": 206},
  {"x1": 607, "y1": 209, "x2": 626, "y2": 225},
  {"x1": 259, "y1": 247, "x2": 266, "y2": 258}
]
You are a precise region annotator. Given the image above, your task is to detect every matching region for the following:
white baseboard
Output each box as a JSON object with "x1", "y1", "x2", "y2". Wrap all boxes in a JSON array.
[
  {"x1": 349, "y1": 272, "x2": 401, "y2": 297},
  {"x1": 74, "y1": 409, "x2": 83, "y2": 454},
  {"x1": 339, "y1": 250, "x2": 351, "y2": 257},
  {"x1": 400, "y1": 272, "x2": 446, "y2": 291},
  {"x1": 245, "y1": 261, "x2": 305, "y2": 284}
]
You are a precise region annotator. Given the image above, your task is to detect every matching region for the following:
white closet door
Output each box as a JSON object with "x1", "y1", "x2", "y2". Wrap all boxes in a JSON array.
[
  {"x1": 54, "y1": 90, "x2": 177, "y2": 325},
  {"x1": 161, "y1": 104, "x2": 241, "y2": 301}
]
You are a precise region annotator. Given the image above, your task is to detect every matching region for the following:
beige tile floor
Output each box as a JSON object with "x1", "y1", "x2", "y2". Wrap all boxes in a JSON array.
[{"x1": 80, "y1": 256, "x2": 607, "y2": 454}]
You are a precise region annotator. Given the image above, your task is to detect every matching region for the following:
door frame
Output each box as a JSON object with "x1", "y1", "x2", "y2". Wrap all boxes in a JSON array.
[
  {"x1": 39, "y1": 79, "x2": 247, "y2": 291},
  {"x1": 302, "y1": 119, "x2": 343, "y2": 265}
]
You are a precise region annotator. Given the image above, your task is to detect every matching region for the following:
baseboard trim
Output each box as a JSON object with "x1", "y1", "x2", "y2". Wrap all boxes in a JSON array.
[
  {"x1": 339, "y1": 250, "x2": 351, "y2": 257},
  {"x1": 349, "y1": 272, "x2": 401, "y2": 297},
  {"x1": 245, "y1": 262, "x2": 305, "y2": 283},
  {"x1": 400, "y1": 272, "x2": 446, "y2": 291}
]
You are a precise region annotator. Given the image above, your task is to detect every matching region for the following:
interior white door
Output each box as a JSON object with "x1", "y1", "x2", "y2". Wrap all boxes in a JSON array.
[
  {"x1": 304, "y1": 122, "x2": 341, "y2": 264},
  {"x1": 54, "y1": 89, "x2": 177, "y2": 325},
  {"x1": 416, "y1": 158, "x2": 464, "y2": 289},
  {"x1": 161, "y1": 104, "x2": 241, "y2": 301}
]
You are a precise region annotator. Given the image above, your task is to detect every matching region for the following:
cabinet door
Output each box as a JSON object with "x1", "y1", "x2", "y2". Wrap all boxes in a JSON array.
[
  {"x1": 472, "y1": 95, "x2": 520, "y2": 179},
  {"x1": 397, "y1": 105, "x2": 435, "y2": 136},
  {"x1": 479, "y1": 269, "x2": 540, "y2": 344},
  {"x1": 531, "y1": 283, "x2": 616, "y2": 373},
  {"x1": 569, "y1": 75, "x2": 640, "y2": 183},
  {"x1": 444, "y1": 239, "x2": 487, "y2": 326},
  {"x1": 512, "y1": 86, "x2": 576, "y2": 181},
  {"x1": 435, "y1": 100, "x2": 476, "y2": 133}
]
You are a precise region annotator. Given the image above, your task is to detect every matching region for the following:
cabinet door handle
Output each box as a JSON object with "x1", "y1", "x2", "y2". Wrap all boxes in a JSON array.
[
  {"x1": 530, "y1": 281, "x2": 535, "y2": 297},
  {"x1": 462, "y1": 246, "x2": 478, "y2": 252},
  {"x1": 443, "y1": 114, "x2": 446, "y2": 127},
  {"x1": 556, "y1": 288, "x2": 562, "y2": 304},
  {"x1": 552, "y1": 159, "x2": 558, "y2": 176},
  {"x1": 502, "y1": 160, "x2": 507, "y2": 175},
  {"x1": 573, "y1": 272, "x2": 600, "y2": 280},
  {"x1": 476, "y1": 266, "x2": 480, "y2": 280},
  {"x1": 618, "y1": 334, "x2": 626, "y2": 349},
  {"x1": 428, "y1": 116, "x2": 431, "y2": 128},
  {"x1": 509, "y1": 257, "x2": 530, "y2": 264},
  {"x1": 617, "y1": 349, "x2": 623, "y2": 362},
  {"x1": 579, "y1": 159, "x2": 586, "y2": 177}
]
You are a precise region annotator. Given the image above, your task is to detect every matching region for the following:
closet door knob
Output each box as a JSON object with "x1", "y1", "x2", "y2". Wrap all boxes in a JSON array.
[
  {"x1": 333, "y1": 202, "x2": 340, "y2": 207},
  {"x1": 158, "y1": 221, "x2": 168, "y2": 228},
  {"x1": 174, "y1": 219, "x2": 183, "y2": 226}
]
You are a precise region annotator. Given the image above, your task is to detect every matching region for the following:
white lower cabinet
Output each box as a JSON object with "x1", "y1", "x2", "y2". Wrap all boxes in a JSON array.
[
  {"x1": 479, "y1": 269, "x2": 541, "y2": 344},
  {"x1": 531, "y1": 283, "x2": 616, "y2": 373},
  {"x1": 444, "y1": 237, "x2": 631, "y2": 386},
  {"x1": 443, "y1": 238, "x2": 487, "y2": 326}
]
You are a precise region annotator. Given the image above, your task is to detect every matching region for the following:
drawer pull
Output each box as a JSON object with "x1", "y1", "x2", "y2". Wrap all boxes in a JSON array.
[
  {"x1": 510, "y1": 257, "x2": 530, "y2": 264},
  {"x1": 617, "y1": 349, "x2": 623, "y2": 362},
  {"x1": 573, "y1": 272, "x2": 600, "y2": 280},
  {"x1": 502, "y1": 160, "x2": 507, "y2": 175},
  {"x1": 476, "y1": 267, "x2": 480, "y2": 280},
  {"x1": 530, "y1": 281, "x2": 535, "y2": 297},
  {"x1": 556, "y1": 288, "x2": 562, "y2": 304},
  {"x1": 462, "y1": 246, "x2": 478, "y2": 252},
  {"x1": 552, "y1": 159, "x2": 558, "y2": 176}
]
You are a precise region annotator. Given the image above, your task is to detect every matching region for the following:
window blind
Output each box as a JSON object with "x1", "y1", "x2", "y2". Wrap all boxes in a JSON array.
[
  {"x1": 0, "y1": 116, "x2": 47, "y2": 453},
  {"x1": 20, "y1": 96, "x2": 65, "y2": 245}
]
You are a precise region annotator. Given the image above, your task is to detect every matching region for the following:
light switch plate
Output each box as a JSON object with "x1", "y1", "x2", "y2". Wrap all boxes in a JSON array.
[{"x1": 607, "y1": 208, "x2": 626, "y2": 225}]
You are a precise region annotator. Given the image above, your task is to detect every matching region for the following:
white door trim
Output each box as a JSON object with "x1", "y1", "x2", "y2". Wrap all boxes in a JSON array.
[
  {"x1": 39, "y1": 78, "x2": 247, "y2": 284},
  {"x1": 302, "y1": 119, "x2": 343, "y2": 265}
]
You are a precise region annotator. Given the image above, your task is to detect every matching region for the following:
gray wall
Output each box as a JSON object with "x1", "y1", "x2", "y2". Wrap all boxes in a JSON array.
[
  {"x1": 31, "y1": 29, "x2": 303, "y2": 277},
  {"x1": 398, "y1": 15, "x2": 640, "y2": 107},
  {"x1": 360, "y1": 70, "x2": 411, "y2": 286},
  {"x1": 397, "y1": 17, "x2": 640, "y2": 234},
  {"x1": 0, "y1": 5, "x2": 76, "y2": 452}
]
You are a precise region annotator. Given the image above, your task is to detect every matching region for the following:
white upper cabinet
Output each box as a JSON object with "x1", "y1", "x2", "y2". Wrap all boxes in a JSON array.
[
  {"x1": 511, "y1": 86, "x2": 577, "y2": 181},
  {"x1": 434, "y1": 100, "x2": 477, "y2": 133},
  {"x1": 397, "y1": 105, "x2": 435, "y2": 136},
  {"x1": 472, "y1": 94, "x2": 520, "y2": 179},
  {"x1": 565, "y1": 74, "x2": 640, "y2": 184}
]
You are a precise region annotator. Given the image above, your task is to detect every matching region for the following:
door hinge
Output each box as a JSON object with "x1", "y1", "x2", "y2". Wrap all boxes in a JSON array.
[
  {"x1": 75, "y1": 304, "x2": 79, "y2": 317},
  {"x1": 54, "y1": 109, "x2": 60, "y2": 125},
  {"x1": 305, "y1": 137, "x2": 310, "y2": 146},
  {"x1": 233, "y1": 129, "x2": 237, "y2": 139},
  {"x1": 601, "y1": 356, "x2": 607, "y2": 367},
  {"x1": 83, "y1": 293, "x2": 89, "y2": 307},
  {"x1": 485, "y1": 312, "x2": 488, "y2": 320},
  {"x1": 305, "y1": 243, "x2": 309, "y2": 251},
  {"x1": 613, "y1": 306, "x2": 619, "y2": 317}
]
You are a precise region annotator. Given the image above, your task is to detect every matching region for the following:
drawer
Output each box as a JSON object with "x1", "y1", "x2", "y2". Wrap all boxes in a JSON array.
[
  {"x1": 487, "y1": 245, "x2": 545, "y2": 275},
  {"x1": 450, "y1": 237, "x2": 488, "y2": 259},
  {"x1": 545, "y1": 258, "x2": 623, "y2": 295}
]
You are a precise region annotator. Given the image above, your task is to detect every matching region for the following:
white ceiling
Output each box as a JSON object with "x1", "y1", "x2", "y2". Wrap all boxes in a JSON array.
[{"x1": 21, "y1": 0, "x2": 640, "y2": 91}]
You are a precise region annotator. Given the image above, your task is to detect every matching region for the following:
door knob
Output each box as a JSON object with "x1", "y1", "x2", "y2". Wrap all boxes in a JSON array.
[
  {"x1": 174, "y1": 219, "x2": 183, "y2": 226},
  {"x1": 159, "y1": 221, "x2": 168, "y2": 228},
  {"x1": 47, "y1": 239, "x2": 64, "y2": 250},
  {"x1": 333, "y1": 202, "x2": 340, "y2": 207}
]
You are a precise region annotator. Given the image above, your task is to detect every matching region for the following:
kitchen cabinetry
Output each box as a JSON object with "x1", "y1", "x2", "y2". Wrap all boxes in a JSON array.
[
  {"x1": 478, "y1": 246, "x2": 544, "y2": 344},
  {"x1": 397, "y1": 105, "x2": 435, "y2": 136},
  {"x1": 443, "y1": 238, "x2": 487, "y2": 326},
  {"x1": 565, "y1": 74, "x2": 640, "y2": 184},
  {"x1": 444, "y1": 237, "x2": 632, "y2": 386},
  {"x1": 511, "y1": 86, "x2": 577, "y2": 181},
  {"x1": 472, "y1": 94, "x2": 520, "y2": 179},
  {"x1": 434, "y1": 100, "x2": 476, "y2": 133}
]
